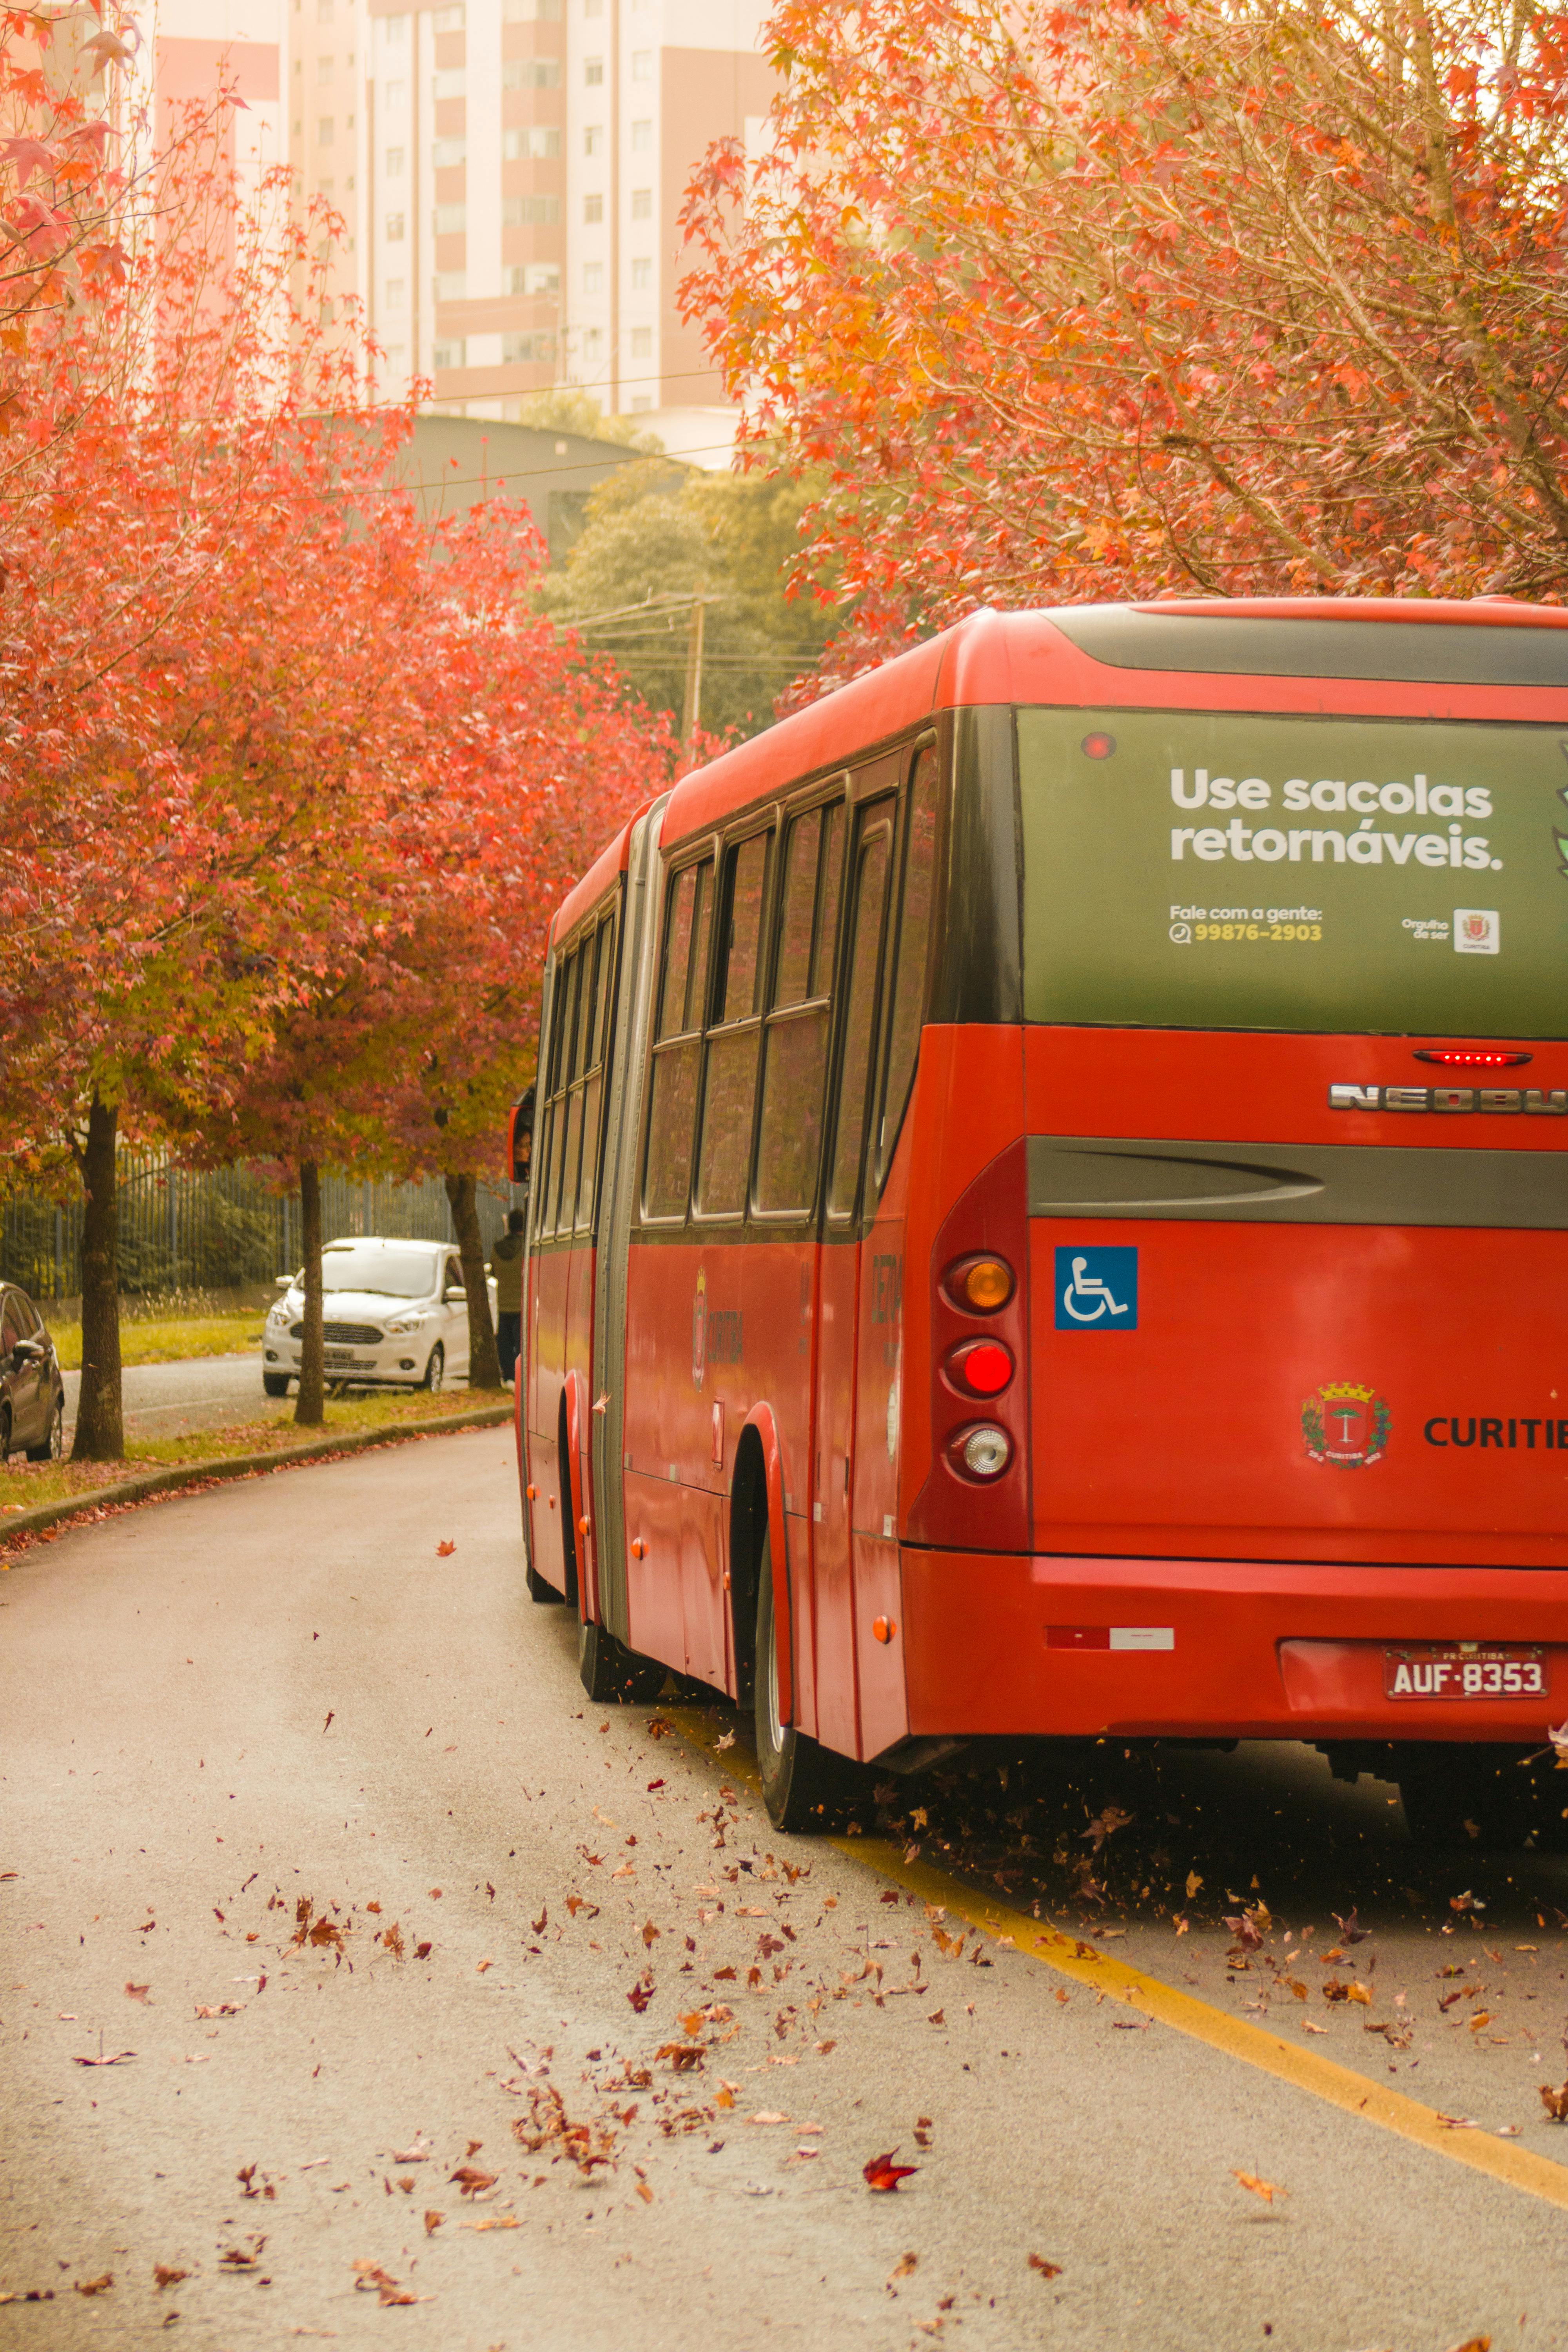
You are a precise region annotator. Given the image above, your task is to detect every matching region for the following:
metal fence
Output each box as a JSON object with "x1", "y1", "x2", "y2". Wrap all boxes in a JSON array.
[{"x1": 0, "y1": 1158, "x2": 517, "y2": 1305}]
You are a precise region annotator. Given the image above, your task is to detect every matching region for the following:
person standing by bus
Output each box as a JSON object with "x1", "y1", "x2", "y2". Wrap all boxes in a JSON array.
[{"x1": 489, "y1": 1209, "x2": 526, "y2": 1385}]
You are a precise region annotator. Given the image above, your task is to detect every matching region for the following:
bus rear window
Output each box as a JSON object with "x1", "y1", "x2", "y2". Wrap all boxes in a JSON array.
[{"x1": 1018, "y1": 708, "x2": 1568, "y2": 1037}]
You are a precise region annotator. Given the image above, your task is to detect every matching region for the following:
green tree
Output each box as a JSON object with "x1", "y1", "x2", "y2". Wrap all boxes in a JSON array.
[{"x1": 541, "y1": 460, "x2": 839, "y2": 743}]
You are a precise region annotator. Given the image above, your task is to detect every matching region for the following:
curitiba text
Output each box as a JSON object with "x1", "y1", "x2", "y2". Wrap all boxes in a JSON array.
[{"x1": 1167, "y1": 771, "x2": 1501, "y2": 868}]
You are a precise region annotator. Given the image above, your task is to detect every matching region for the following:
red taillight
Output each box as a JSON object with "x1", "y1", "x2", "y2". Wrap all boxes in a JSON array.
[
  {"x1": 950, "y1": 1338, "x2": 1013, "y2": 1397},
  {"x1": 907, "y1": 1140, "x2": 1030, "y2": 1552},
  {"x1": 1414, "y1": 1047, "x2": 1532, "y2": 1068}
]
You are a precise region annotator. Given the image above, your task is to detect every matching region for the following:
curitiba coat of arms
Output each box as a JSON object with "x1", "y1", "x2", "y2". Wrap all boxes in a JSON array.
[{"x1": 1302, "y1": 1381, "x2": 1392, "y2": 1468}]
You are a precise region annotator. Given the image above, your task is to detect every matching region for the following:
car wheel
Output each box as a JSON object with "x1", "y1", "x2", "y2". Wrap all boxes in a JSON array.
[
  {"x1": 422, "y1": 1345, "x2": 445, "y2": 1394},
  {"x1": 755, "y1": 1532, "x2": 870, "y2": 1833},
  {"x1": 262, "y1": 1372, "x2": 290, "y2": 1398},
  {"x1": 25, "y1": 1396, "x2": 64, "y2": 1463}
]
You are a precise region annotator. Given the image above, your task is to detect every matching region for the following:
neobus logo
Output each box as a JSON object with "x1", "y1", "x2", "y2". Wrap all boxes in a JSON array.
[{"x1": 1330, "y1": 1084, "x2": 1567, "y2": 1115}]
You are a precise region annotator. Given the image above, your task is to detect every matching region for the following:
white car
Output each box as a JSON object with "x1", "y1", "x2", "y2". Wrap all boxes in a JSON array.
[{"x1": 261, "y1": 1237, "x2": 494, "y2": 1398}]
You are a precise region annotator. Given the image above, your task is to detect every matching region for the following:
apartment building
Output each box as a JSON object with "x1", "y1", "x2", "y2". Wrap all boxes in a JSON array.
[{"x1": 284, "y1": 0, "x2": 769, "y2": 454}]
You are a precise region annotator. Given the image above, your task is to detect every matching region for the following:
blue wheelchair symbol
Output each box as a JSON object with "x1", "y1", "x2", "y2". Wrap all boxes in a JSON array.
[{"x1": 1054, "y1": 1246, "x2": 1138, "y2": 1332}]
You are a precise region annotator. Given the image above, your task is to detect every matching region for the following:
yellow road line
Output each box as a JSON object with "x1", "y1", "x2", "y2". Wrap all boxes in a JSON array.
[{"x1": 668, "y1": 1706, "x2": 1568, "y2": 2214}]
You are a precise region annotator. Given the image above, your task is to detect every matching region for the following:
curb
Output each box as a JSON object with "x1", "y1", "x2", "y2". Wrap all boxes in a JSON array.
[{"x1": 0, "y1": 1403, "x2": 514, "y2": 1550}]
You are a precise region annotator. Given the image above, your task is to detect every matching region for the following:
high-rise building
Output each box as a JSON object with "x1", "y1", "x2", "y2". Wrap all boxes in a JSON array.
[{"x1": 284, "y1": 0, "x2": 769, "y2": 459}]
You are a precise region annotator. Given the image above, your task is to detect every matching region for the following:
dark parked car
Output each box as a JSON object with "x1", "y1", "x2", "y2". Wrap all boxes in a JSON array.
[{"x1": 1, "y1": 1285, "x2": 65, "y2": 1462}]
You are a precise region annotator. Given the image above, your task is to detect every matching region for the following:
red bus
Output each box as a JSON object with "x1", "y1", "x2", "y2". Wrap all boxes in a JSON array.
[{"x1": 514, "y1": 598, "x2": 1568, "y2": 1847}]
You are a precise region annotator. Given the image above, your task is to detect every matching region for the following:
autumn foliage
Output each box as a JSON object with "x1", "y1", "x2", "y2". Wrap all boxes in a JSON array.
[
  {"x1": 2, "y1": 75, "x2": 673, "y2": 1454},
  {"x1": 682, "y1": 0, "x2": 1568, "y2": 680}
]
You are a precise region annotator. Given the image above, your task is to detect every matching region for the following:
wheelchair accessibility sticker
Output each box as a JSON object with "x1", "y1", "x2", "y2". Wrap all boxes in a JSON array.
[{"x1": 1055, "y1": 1246, "x2": 1138, "y2": 1331}]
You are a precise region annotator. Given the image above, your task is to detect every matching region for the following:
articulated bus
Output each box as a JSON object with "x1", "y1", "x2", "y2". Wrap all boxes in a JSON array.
[{"x1": 514, "y1": 598, "x2": 1568, "y2": 1844}]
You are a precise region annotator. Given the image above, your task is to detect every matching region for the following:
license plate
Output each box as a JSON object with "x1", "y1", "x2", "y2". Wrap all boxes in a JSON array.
[
  {"x1": 323, "y1": 1348, "x2": 355, "y2": 1365},
  {"x1": 1385, "y1": 1645, "x2": 1548, "y2": 1700}
]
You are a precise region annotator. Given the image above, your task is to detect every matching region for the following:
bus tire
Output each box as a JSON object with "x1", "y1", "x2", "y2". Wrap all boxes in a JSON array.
[
  {"x1": 754, "y1": 1535, "x2": 864, "y2": 1833},
  {"x1": 578, "y1": 1610, "x2": 666, "y2": 1704}
]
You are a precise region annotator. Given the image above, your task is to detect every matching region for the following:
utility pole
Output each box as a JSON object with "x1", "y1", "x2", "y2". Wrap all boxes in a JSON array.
[{"x1": 681, "y1": 597, "x2": 706, "y2": 746}]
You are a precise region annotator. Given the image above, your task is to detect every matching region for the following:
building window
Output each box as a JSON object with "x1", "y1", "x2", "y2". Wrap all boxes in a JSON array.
[
  {"x1": 432, "y1": 69, "x2": 466, "y2": 99},
  {"x1": 318, "y1": 54, "x2": 334, "y2": 78},
  {"x1": 631, "y1": 393, "x2": 653, "y2": 411},
  {"x1": 630, "y1": 118, "x2": 651, "y2": 151},
  {"x1": 583, "y1": 327, "x2": 604, "y2": 359},
  {"x1": 630, "y1": 49, "x2": 652, "y2": 79},
  {"x1": 383, "y1": 13, "x2": 408, "y2": 38},
  {"x1": 432, "y1": 4, "x2": 465, "y2": 26},
  {"x1": 385, "y1": 211, "x2": 405, "y2": 240},
  {"x1": 434, "y1": 338, "x2": 466, "y2": 369},
  {"x1": 583, "y1": 261, "x2": 603, "y2": 294},
  {"x1": 502, "y1": 0, "x2": 561, "y2": 15},
  {"x1": 583, "y1": 192, "x2": 603, "y2": 223},
  {"x1": 583, "y1": 123, "x2": 603, "y2": 156},
  {"x1": 584, "y1": 55, "x2": 604, "y2": 85},
  {"x1": 502, "y1": 58, "x2": 561, "y2": 87},
  {"x1": 503, "y1": 331, "x2": 556, "y2": 362},
  {"x1": 385, "y1": 145, "x2": 405, "y2": 175},
  {"x1": 317, "y1": 117, "x2": 334, "y2": 143},
  {"x1": 318, "y1": 0, "x2": 332, "y2": 18},
  {"x1": 385, "y1": 277, "x2": 406, "y2": 309},
  {"x1": 630, "y1": 324, "x2": 651, "y2": 358},
  {"x1": 630, "y1": 256, "x2": 651, "y2": 290},
  {"x1": 503, "y1": 194, "x2": 562, "y2": 224},
  {"x1": 510, "y1": 261, "x2": 560, "y2": 294},
  {"x1": 432, "y1": 137, "x2": 466, "y2": 168},
  {"x1": 433, "y1": 273, "x2": 466, "y2": 301},
  {"x1": 433, "y1": 204, "x2": 467, "y2": 234},
  {"x1": 503, "y1": 126, "x2": 561, "y2": 159},
  {"x1": 385, "y1": 343, "x2": 408, "y2": 374},
  {"x1": 630, "y1": 186, "x2": 651, "y2": 220},
  {"x1": 585, "y1": 0, "x2": 604, "y2": 13},
  {"x1": 384, "y1": 80, "x2": 406, "y2": 109}
]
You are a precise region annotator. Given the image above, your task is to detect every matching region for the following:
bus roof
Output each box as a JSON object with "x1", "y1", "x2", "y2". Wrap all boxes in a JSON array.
[
  {"x1": 549, "y1": 799, "x2": 660, "y2": 946},
  {"x1": 547, "y1": 597, "x2": 1568, "y2": 930}
]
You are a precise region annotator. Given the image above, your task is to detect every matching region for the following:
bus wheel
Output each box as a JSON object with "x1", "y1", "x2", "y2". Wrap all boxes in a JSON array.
[
  {"x1": 1397, "y1": 1746, "x2": 1532, "y2": 1853},
  {"x1": 578, "y1": 1610, "x2": 666, "y2": 1704},
  {"x1": 754, "y1": 1539, "x2": 863, "y2": 1833}
]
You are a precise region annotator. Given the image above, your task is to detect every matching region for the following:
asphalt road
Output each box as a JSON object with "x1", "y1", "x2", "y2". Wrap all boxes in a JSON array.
[
  {"x1": 4, "y1": 1433, "x2": 1568, "y2": 2350},
  {"x1": 61, "y1": 1355, "x2": 269, "y2": 1446}
]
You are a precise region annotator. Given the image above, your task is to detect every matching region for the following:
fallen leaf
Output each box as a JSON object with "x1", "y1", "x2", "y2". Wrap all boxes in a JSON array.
[
  {"x1": 715, "y1": 1730, "x2": 736, "y2": 1752},
  {"x1": 1185, "y1": 1871, "x2": 1203, "y2": 1900},
  {"x1": 353, "y1": 2259, "x2": 420, "y2": 2305},
  {"x1": 887, "y1": 2252, "x2": 918, "y2": 2287},
  {"x1": 74, "y1": 2274, "x2": 113, "y2": 2296},
  {"x1": 635, "y1": 2180, "x2": 654, "y2": 2204},
  {"x1": 1027, "y1": 2253, "x2": 1063, "y2": 2279},
  {"x1": 152, "y1": 2266, "x2": 188, "y2": 2290},
  {"x1": 73, "y1": 2050, "x2": 136, "y2": 2065},
  {"x1": 424, "y1": 2211, "x2": 444, "y2": 2235},
  {"x1": 1231, "y1": 2171, "x2": 1286, "y2": 2205},
  {"x1": 750, "y1": 2111, "x2": 788, "y2": 2125},
  {"x1": 927, "y1": 2009, "x2": 945, "y2": 2025},
  {"x1": 392, "y1": 2137, "x2": 432, "y2": 2163},
  {"x1": 1442, "y1": 2340, "x2": 1492, "y2": 2352},
  {"x1": 642, "y1": 1920, "x2": 661, "y2": 1948},
  {"x1": 1539, "y1": 2081, "x2": 1568, "y2": 2123},
  {"x1": 124, "y1": 1983, "x2": 149, "y2": 2004},
  {"x1": 864, "y1": 2149, "x2": 918, "y2": 2192},
  {"x1": 436, "y1": 1540, "x2": 456, "y2": 1556},
  {"x1": 448, "y1": 2167, "x2": 498, "y2": 2198},
  {"x1": 627, "y1": 1977, "x2": 654, "y2": 2014}
]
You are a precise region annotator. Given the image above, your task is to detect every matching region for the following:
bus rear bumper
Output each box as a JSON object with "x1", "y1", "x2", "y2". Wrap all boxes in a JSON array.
[{"x1": 899, "y1": 1547, "x2": 1568, "y2": 1742}]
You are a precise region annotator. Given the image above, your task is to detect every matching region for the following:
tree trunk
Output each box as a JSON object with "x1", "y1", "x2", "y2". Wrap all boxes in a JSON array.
[
  {"x1": 294, "y1": 1160, "x2": 325, "y2": 1427},
  {"x1": 71, "y1": 1092, "x2": 123, "y2": 1463},
  {"x1": 445, "y1": 1170, "x2": 502, "y2": 1390}
]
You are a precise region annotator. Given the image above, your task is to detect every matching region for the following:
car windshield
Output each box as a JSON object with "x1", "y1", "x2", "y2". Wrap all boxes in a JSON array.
[{"x1": 318, "y1": 1247, "x2": 435, "y2": 1298}]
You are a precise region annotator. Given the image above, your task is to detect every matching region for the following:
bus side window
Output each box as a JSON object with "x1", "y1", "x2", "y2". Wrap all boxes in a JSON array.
[
  {"x1": 553, "y1": 945, "x2": 591, "y2": 1238},
  {"x1": 695, "y1": 829, "x2": 771, "y2": 1218},
  {"x1": 875, "y1": 746, "x2": 940, "y2": 1187},
  {"x1": 643, "y1": 856, "x2": 714, "y2": 1220},
  {"x1": 535, "y1": 947, "x2": 578, "y2": 1243},
  {"x1": 755, "y1": 802, "x2": 841, "y2": 1216},
  {"x1": 575, "y1": 910, "x2": 616, "y2": 1232},
  {"x1": 826, "y1": 815, "x2": 893, "y2": 1222}
]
